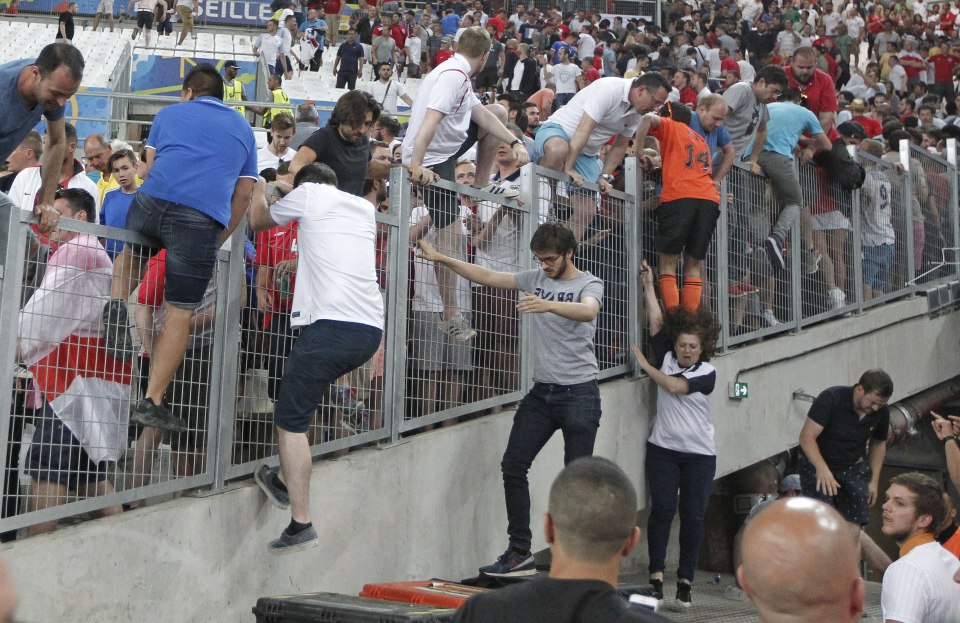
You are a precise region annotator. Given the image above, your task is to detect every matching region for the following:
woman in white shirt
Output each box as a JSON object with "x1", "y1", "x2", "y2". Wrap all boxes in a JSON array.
[{"x1": 632, "y1": 260, "x2": 721, "y2": 610}]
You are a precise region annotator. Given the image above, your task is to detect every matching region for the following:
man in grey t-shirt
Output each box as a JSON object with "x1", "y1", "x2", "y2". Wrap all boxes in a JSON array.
[
  {"x1": 721, "y1": 65, "x2": 787, "y2": 162},
  {"x1": 417, "y1": 222, "x2": 604, "y2": 578}
]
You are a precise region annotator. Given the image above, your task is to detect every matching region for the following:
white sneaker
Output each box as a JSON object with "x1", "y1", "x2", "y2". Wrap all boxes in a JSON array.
[
  {"x1": 438, "y1": 314, "x2": 476, "y2": 341},
  {"x1": 802, "y1": 248, "x2": 822, "y2": 275},
  {"x1": 762, "y1": 309, "x2": 779, "y2": 327},
  {"x1": 829, "y1": 288, "x2": 846, "y2": 309}
]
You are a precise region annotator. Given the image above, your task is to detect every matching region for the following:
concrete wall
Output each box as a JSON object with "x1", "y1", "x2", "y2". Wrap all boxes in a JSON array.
[{"x1": 4, "y1": 297, "x2": 959, "y2": 622}]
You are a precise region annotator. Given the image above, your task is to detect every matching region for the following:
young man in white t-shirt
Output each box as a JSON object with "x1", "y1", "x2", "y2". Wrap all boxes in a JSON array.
[
  {"x1": 535, "y1": 72, "x2": 669, "y2": 242},
  {"x1": 401, "y1": 26, "x2": 529, "y2": 342},
  {"x1": 256, "y1": 112, "x2": 298, "y2": 172},
  {"x1": 365, "y1": 62, "x2": 413, "y2": 114},
  {"x1": 551, "y1": 46, "x2": 583, "y2": 108},
  {"x1": 250, "y1": 163, "x2": 384, "y2": 554}
]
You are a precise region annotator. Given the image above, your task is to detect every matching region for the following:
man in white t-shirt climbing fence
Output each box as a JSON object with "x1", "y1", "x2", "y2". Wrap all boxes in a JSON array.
[
  {"x1": 401, "y1": 26, "x2": 529, "y2": 342},
  {"x1": 251, "y1": 163, "x2": 384, "y2": 554},
  {"x1": 535, "y1": 72, "x2": 670, "y2": 243}
]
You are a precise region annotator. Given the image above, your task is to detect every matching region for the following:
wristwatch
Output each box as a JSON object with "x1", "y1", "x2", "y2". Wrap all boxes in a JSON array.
[
  {"x1": 509, "y1": 139, "x2": 522, "y2": 148},
  {"x1": 944, "y1": 435, "x2": 958, "y2": 446}
]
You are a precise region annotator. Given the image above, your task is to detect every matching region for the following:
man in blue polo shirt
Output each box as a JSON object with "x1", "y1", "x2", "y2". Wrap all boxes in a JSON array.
[
  {"x1": 0, "y1": 42, "x2": 84, "y2": 234},
  {"x1": 102, "y1": 63, "x2": 258, "y2": 432},
  {"x1": 743, "y1": 87, "x2": 832, "y2": 271},
  {"x1": 688, "y1": 93, "x2": 734, "y2": 189}
]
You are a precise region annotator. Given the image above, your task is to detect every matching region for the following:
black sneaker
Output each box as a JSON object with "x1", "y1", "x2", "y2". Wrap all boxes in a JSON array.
[
  {"x1": 254, "y1": 463, "x2": 290, "y2": 510},
  {"x1": 675, "y1": 581, "x2": 692, "y2": 609},
  {"x1": 764, "y1": 234, "x2": 786, "y2": 271},
  {"x1": 650, "y1": 578, "x2": 664, "y2": 603},
  {"x1": 268, "y1": 525, "x2": 318, "y2": 555},
  {"x1": 478, "y1": 548, "x2": 536, "y2": 577},
  {"x1": 102, "y1": 299, "x2": 134, "y2": 361},
  {"x1": 130, "y1": 398, "x2": 188, "y2": 433}
]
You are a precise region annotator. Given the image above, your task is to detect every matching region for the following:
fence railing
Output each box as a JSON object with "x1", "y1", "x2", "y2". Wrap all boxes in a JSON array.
[{"x1": 1, "y1": 142, "x2": 958, "y2": 535}]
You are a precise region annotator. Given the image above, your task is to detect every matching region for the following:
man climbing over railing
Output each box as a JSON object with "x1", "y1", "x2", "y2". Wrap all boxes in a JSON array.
[{"x1": 534, "y1": 72, "x2": 670, "y2": 243}]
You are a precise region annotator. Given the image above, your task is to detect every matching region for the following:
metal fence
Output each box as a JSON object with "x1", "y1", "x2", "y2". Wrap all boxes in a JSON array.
[{"x1": 0, "y1": 143, "x2": 958, "y2": 535}]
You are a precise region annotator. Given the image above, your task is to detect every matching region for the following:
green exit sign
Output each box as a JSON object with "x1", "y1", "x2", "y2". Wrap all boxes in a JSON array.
[{"x1": 729, "y1": 382, "x2": 749, "y2": 399}]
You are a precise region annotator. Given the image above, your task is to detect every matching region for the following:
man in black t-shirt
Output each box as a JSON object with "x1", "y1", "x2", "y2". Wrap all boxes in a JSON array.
[
  {"x1": 798, "y1": 369, "x2": 893, "y2": 530},
  {"x1": 454, "y1": 457, "x2": 670, "y2": 623},
  {"x1": 288, "y1": 90, "x2": 381, "y2": 196},
  {"x1": 56, "y1": 3, "x2": 77, "y2": 41}
]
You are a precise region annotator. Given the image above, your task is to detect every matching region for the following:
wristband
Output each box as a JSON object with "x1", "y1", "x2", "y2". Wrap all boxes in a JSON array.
[
  {"x1": 944, "y1": 435, "x2": 958, "y2": 446},
  {"x1": 509, "y1": 139, "x2": 522, "y2": 148}
]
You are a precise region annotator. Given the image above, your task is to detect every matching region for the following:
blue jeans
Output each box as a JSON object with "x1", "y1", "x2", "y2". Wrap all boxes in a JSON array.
[
  {"x1": 645, "y1": 441, "x2": 716, "y2": 581},
  {"x1": 274, "y1": 320, "x2": 382, "y2": 433},
  {"x1": 501, "y1": 380, "x2": 601, "y2": 552},
  {"x1": 124, "y1": 192, "x2": 222, "y2": 309}
]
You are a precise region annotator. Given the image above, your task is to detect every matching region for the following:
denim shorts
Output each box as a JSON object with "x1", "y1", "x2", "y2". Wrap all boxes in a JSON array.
[
  {"x1": 862, "y1": 243, "x2": 894, "y2": 290},
  {"x1": 274, "y1": 320, "x2": 383, "y2": 433},
  {"x1": 125, "y1": 192, "x2": 222, "y2": 309},
  {"x1": 26, "y1": 404, "x2": 110, "y2": 490},
  {"x1": 534, "y1": 123, "x2": 603, "y2": 184}
]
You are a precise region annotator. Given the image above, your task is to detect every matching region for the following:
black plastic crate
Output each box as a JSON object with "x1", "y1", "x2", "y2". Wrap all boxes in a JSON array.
[{"x1": 253, "y1": 592, "x2": 457, "y2": 623}]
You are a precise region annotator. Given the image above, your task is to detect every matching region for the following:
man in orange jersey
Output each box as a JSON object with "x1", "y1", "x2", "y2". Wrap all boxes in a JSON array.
[{"x1": 635, "y1": 103, "x2": 719, "y2": 311}]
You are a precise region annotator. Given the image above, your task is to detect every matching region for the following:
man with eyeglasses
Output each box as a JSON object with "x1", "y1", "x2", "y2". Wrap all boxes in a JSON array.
[
  {"x1": 417, "y1": 221, "x2": 603, "y2": 579},
  {"x1": 535, "y1": 72, "x2": 671, "y2": 243}
]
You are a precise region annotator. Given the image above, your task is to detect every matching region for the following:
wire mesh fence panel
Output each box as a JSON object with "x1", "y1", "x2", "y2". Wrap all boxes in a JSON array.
[
  {"x1": 0, "y1": 209, "x2": 216, "y2": 536},
  {"x1": 402, "y1": 176, "x2": 528, "y2": 432},
  {"x1": 910, "y1": 144, "x2": 958, "y2": 286},
  {"x1": 797, "y1": 160, "x2": 859, "y2": 325},
  {"x1": 857, "y1": 150, "x2": 913, "y2": 308},
  {"x1": 725, "y1": 163, "x2": 797, "y2": 344}
]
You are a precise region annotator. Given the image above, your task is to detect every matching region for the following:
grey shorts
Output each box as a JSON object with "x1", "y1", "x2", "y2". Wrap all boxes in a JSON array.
[
  {"x1": 758, "y1": 150, "x2": 804, "y2": 208},
  {"x1": 408, "y1": 311, "x2": 473, "y2": 372}
]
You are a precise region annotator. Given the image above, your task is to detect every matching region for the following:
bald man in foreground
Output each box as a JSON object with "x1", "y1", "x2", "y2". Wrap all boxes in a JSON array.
[{"x1": 738, "y1": 497, "x2": 865, "y2": 623}]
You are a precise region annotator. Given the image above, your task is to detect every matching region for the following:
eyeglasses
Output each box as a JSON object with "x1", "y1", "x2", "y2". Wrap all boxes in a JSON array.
[{"x1": 533, "y1": 254, "x2": 562, "y2": 266}]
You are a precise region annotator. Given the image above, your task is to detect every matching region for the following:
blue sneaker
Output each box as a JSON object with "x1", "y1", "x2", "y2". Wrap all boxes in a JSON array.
[
  {"x1": 254, "y1": 463, "x2": 290, "y2": 510},
  {"x1": 478, "y1": 548, "x2": 536, "y2": 577},
  {"x1": 268, "y1": 525, "x2": 318, "y2": 555}
]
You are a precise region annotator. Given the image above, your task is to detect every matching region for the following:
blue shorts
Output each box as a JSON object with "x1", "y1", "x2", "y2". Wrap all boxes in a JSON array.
[
  {"x1": 535, "y1": 123, "x2": 602, "y2": 184},
  {"x1": 862, "y1": 243, "x2": 894, "y2": 291},
  {"x1": 26, "y1": 404, "x2": 110, "y2": 491},
  {"x1": 274, "y1": 320, "x2": 382, "y2": 433},
  {"x1": 125, "y1": 192, "x2": 222, "y2": 309}
]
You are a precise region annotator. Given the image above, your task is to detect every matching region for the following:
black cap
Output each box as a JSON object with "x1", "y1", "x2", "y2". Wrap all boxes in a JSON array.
[
  {"x1": 837, "y1": 121, "x2": 867, "y2": 140},
  {"x1": 224, "y1": 60, "x2": 240, "y2": 69}
]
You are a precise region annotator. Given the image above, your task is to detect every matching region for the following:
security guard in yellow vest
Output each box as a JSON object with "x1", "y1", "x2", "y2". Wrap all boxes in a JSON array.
[
  {"x1": 222, "y1": 60, "x2": 247, "y2": 116},
  {"x1": 261, "y1": 73, "x2": 291, "y2": 128}
]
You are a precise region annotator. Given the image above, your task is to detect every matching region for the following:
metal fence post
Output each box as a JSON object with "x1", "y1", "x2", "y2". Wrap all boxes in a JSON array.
[
  {"x1": 384, "y1": 166, "x2": 411, "y2": 444},
  {"x1": 624, "y1": 158, "x2": 642, "y2": 372},
  {"x1": 947, "y1": 138, "x2": 959, "y2": 281},
  {"x1": 209, "y1": 226, "x2": 245, "y2": 491},
  {"x1": 716, "y1": 177, "x2": 730, "y2": 352},
  {"x1": 900, "y1": 140, "x2": 916, "y2": 294},
  {"x1": 518, "y1": 164, "x2": 538, "y2": 394},
  {"x1": 790, "y1": 160, "x2": 804, "y2": 333},
  {"x1": 0, "y1": 205, "x2": 27, "y2": 526},
  {"x1": 850, "y1": 148, "x2": 864, "y2": 315}
]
